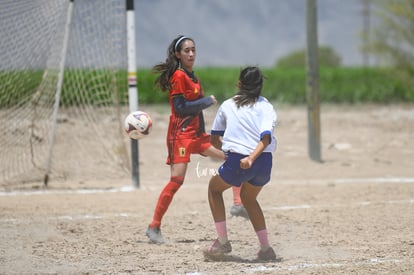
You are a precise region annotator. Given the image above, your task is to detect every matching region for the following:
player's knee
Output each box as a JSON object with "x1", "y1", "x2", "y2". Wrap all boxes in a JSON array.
[
  {"x1": 209, "y1": 175, "x2": 232, "y2": 195},
  {"x1": 168, "y1": 176, "x2": 184, "y2": 194},
  {"x1": 171, "y1": 176, "x2": 184, "y2": 185},
  {"x1": 240, "y1": 191, "x2": 255, "y2": 205}
]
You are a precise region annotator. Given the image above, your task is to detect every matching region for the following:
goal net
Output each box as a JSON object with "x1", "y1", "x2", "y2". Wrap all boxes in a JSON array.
[{"x1": 0, "y1": 0, "x2": 132, "y2": 187}]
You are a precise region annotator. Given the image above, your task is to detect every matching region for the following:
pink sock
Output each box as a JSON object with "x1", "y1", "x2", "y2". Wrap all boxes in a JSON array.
[
  {"x1": 214, "y1": 220, "x2": 228, "y2": 243},
  {"x1": 232, "y1": 186, "x2": 242, "y2": 205},
  {"x1": 256, "y1": 229, "x2": 269, "y2": 249}
]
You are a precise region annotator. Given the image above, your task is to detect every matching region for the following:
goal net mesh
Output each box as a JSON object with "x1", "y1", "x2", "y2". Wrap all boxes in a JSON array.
[{"x1": 0, "y1": 0, "x2": 131, "y2": 186}]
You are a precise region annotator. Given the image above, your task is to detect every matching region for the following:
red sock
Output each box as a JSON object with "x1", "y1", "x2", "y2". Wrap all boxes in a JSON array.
[{"x1": 149, "y1": 176, "x2": 183, "y2": 228}]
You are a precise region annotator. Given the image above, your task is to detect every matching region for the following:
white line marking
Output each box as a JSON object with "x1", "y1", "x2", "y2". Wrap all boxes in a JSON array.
[
  {"x1": 240, "y1": 258, "x2": 405, "y2": 273},
  {"x1": 2, "y1": 198, "x2": 413, "y2": 224},
  {"x1": 285, "y1": 258, "x2": 404, "y2": 271},
  {"x1": 332, "y1": 177, "x2": 414, "y2": 184},
  {"x1": 0, "y1": 185, "x2": 135, "y2": 196},
  {"x1": 276, "y1": 177, "x2": 414, "y2": 185},
  {"x1": 272, "y1": 204, "x2": 312, "y2": 210},
  {"x1": 1, "y1": 213, "x2": 141, "y2": 224},
  {"x1": 184, "y1": 258, "x2": 408, "y2": 274},
  {"x1": 269, "y1": 199, "x2": 414, "y2": 211},
  {"x1": 1, "y1": 177, "x2": 413, "y2": 197}
]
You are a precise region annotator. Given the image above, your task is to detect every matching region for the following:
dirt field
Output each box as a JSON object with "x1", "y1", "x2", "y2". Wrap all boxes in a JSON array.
[{"x1": 1, "y1": 104, "x2": 413, "y2": 274}]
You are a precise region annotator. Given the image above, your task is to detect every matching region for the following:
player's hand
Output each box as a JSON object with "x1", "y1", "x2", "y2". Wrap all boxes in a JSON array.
[
  {"x1": 240, "y1": 156, "x2": 253, "y2": 169},
  {"x1": 210, "y1": 95, "x2": 218, "y2": 105}
]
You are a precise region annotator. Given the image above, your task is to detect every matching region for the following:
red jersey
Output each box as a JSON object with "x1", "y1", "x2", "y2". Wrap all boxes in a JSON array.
[{"x1": 167, "y1": 69, "x2": 210, "y2": 139}]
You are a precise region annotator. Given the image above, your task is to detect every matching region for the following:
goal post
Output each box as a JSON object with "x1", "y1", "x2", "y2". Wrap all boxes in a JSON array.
[
  {"x1": 44, "y1": 0, "x2": 74, "y2": 186},
  {"x1": 126, "y1": 0, "x2": 140, "y2": 188},
  {"x1": 0, "y1": 0, "x2": 136, "y2": 186},
  {"x1": 305, "y1": 0, "x2": 322, "y2": 162}
]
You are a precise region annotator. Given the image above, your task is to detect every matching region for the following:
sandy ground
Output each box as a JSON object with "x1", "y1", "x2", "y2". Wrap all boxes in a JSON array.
[{"x1": 0, "y1": 104, "x2": 413, "y2": 274}]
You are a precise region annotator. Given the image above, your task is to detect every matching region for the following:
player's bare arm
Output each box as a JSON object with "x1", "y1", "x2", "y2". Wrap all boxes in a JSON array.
[
  {"x1": 210, "y1": 134, "x2": 222, "y2": 150},
  {"x1": 240, "y1": 134, "x2": 270, "y2": 169}
]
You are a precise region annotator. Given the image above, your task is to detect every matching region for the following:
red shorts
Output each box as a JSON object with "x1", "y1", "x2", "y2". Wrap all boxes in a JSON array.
[{"x1": 166, "y1": 133, "x2": 211, "y2": 164}]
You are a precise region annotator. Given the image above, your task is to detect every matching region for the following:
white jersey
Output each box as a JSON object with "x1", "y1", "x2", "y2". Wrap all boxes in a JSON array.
[{"x1": 211, "y1": 96, "x2": 277, "y2": 155}]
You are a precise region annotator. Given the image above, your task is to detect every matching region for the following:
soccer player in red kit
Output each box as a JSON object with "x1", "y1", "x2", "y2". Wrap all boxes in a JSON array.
[{"x1": 145, "y1": 35, "x2": 245, "y2": 244}]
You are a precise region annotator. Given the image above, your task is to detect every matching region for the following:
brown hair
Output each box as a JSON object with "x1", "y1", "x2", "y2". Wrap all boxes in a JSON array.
[
  {"x1": 233, "y1": 66, "x2": 264, "y2": 108},
  {"x1": 152, "y1": 35, "x2": 195, "y2": 92}
]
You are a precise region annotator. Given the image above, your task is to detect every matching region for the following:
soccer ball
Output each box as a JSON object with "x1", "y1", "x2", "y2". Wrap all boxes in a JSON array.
[{"x1": 124, "y1": 110, "x2": 152, "y2": 140}]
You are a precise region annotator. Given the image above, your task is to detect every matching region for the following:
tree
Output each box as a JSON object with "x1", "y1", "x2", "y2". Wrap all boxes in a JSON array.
[
  {"x1": 365, "y1": 0, "x2": 414, "y2": 75},
  {"x1": 276, "y1": 46, "x2": 342, "y2": 68}
]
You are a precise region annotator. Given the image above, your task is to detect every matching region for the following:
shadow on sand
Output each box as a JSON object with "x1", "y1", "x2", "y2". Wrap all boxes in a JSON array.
[{"x1": 203, "y1": 251, "x2": 283, "y2": 263}]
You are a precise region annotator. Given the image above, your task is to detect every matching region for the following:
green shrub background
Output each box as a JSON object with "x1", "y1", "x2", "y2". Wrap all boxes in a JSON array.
[
  {"x1": 1, "y1": 67, "x2": 413, "y2": 107},
  {"x1": 135, "y1": 67, "x2": 413, "y2": 104}
]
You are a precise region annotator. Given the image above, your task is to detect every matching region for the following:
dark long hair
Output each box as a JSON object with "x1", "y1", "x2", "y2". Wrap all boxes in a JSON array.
[
  {"x1": 233, "y1": 66, "x2": 264, "y2": 108},
  {"x1": 152, "y1": 35, "x2": 195, "y2": 92}
]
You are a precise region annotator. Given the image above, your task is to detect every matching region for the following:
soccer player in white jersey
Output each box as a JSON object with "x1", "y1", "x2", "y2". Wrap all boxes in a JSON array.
[{"x1": 204, "y1": 66, "x2": 277, "y2": 261}]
